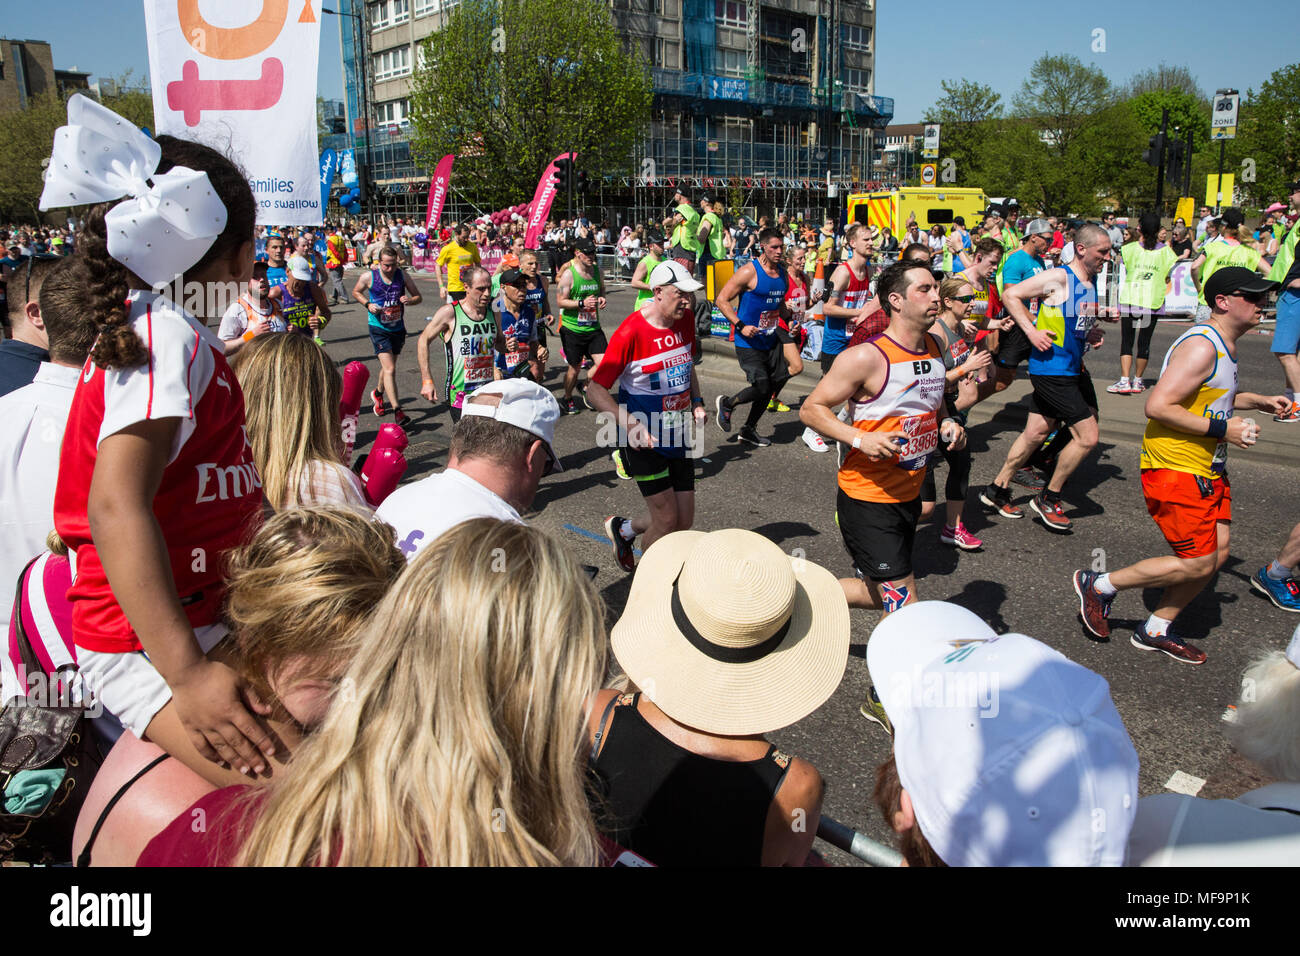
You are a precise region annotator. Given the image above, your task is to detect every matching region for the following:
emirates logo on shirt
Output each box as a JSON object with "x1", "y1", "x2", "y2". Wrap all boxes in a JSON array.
[{"x1": 194, "y1": 461, "x2": 262, "y2": 503}]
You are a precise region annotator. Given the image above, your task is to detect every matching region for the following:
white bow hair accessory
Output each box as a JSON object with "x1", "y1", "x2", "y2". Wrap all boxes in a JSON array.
[{"x1": 39, "y1": 94, "x2": 228, "y2": 287}]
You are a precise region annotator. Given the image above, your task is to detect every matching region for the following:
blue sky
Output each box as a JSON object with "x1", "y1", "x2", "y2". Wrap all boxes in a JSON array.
[{"x1": 5, "y1": 1, "x2": 1292, "y2": 124}]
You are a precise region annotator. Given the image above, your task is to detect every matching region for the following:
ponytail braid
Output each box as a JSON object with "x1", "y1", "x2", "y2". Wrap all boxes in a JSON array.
[{"x1": 77, "y1": 204, "x2": 148, "y2": 369}]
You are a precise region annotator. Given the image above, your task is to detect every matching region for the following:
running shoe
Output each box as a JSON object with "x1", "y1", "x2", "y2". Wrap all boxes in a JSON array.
[
  {"x1": 563, "y1": 397, "x2": 580, "y2": 415},
  {"x1": 802, "y1": 427, "x2": 829, "y2": 453},
  {"x1": 1130, "y1": 378, "x2": 1146, "y2": 393},
  {"x1": 1130, "y1": 624, "x2": 1206, "y2": 665},
  {"x1": 583, "y1": 387, "x2": 597, "y2": 411},
  {"x1": 1073, "y1": 569, "x2": 1114, "y2": 639},
  {"x1": 1012, "y1": 467, "x2": 1045, "y2": 491},
  {"x1": 737, "y1": 427, "x2": 771, "y2": 447},
  {"x1": 582, "y1": 358, "x2": 593, "y2": 370},
  {"x1": 604, "y1": 515, "x2": 637, "y2": 573},
  {"x1": 715, "y1": 395, "x2": 732, "y2": 432},
  {"x1": 859, "y1": 685, "x2": 893, "y2": 735},
  {"x1": 393, "y1": 410, "x2": 412, "y2": 430},
  {"x1": 1250, "y1": 567, "x2": 1300, "y2": 612},
  {"x1": 940, "y1": 522, "x2": 983, "y2": 551},
  {"x1": 767, "y1": 398, "x2": 791, "y2": 412},
  {"x1": 1030, "y1": 495, "x2": 1072, "y2": 532},
  {"x1": 979, "y1": 484, "x2": 1024, "y2": 519},
  {"x1": 1106, "y1": 378, "x2": 1131, "y2": 394},
  {"x1": 611, "y1": 450, "x2": 631, "y2": 481},
  {"x1": 371, "y1": 387, "x2": 386, "y2": 417},
  {"x1": 1274, "y1": 401, "x2": 1300, "y2": 423}
]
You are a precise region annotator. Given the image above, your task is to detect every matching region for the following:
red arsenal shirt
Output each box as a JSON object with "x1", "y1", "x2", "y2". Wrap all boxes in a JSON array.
[{"x1": 54, "y1": 290, "x2": 264, "y2": 653}]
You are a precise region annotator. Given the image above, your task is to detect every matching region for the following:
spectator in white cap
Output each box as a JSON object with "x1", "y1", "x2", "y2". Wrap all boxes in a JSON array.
[
  {"x1": 1127, "y1": 623, "x2": 1300, "y2": 865},
  {"x1": 868, "y1": 601, "x2": 1140, "y2": 866},
  {"x1": 586, "y1": 528, "x2": 849, "y2": 865},
  {"x1": 587, "y1": 259, "x2": 707, "y2": 573},
  {"x1": 375, "y1": 379, "x2": 562, "y2": 559}
]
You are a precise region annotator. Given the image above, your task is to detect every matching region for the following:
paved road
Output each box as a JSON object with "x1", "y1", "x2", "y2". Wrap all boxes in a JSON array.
[{"x1": 325, "y1": 270, "x2": 1300, "y2": 865}]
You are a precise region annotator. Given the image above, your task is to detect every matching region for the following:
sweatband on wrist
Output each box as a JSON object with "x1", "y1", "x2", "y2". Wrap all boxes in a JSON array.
[
  {"x1": 1205, "y1": 418, "x2": 1227, "y2": 439},
  {"x1": 691, "y1": 396, "x2": 705, "y2": 406},
  {"x1": 242, "y1": 329, "x2": 257, "y2": 342}
]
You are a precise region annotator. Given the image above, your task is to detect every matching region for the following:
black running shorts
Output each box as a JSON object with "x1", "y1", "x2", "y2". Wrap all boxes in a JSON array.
[
  {"x1": 623, "y1": 447, "x2": 695, "y2": 498},
  {"x1": 1030, "y1": 373, "x2": 1097, "y2": 427},
  {"x1": 836, "y1": 488, "x2": 921, "y2": 582},
  {"x1": 994, "y1": 323, "x2": 1033, "y2": 369},
  {"x1": 560, "y1": 326, "x2": 608, "y2": 368}
]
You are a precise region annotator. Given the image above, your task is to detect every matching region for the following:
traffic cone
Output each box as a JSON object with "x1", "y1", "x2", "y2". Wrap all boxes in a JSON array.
[
  {"x1": 361, "y1": 446, "x2": 408, "y2": 506},
  {"x1": 810, "y1": 259, "x2": 826, "y2": 321}
]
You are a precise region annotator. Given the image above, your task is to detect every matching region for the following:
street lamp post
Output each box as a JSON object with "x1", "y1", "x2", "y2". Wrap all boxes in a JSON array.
[{"x1": 324, "y1": 4, "x2": 375, "y2": 222}]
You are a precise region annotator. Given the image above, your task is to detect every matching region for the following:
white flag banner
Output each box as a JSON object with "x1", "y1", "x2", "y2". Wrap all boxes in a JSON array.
[{"x1": 143, "y1": 0, "x2": 323, "y2": 225}]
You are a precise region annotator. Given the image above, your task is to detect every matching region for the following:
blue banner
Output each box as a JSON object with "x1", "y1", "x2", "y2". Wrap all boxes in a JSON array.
[
  {"x1": 319, "y1": 148, "x2": 338, "y2": 213},
  {"x1": 339, "y1": 149, "x2": 358, "y2": 189},
  {"x1": 707, "y1": 77, "x2": 748, "y2": 101}
]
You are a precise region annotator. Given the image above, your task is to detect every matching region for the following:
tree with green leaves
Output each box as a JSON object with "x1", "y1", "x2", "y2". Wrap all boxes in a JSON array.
[
  {"x1": 1013, "y1": 53, "x2": 1114, "y2": 158},
  {"x1": 0, "y1": 76, "x2": 155, "y2": 222},
  {"x1": 407, "y1": 0, "x2": 652, "y2": 209},
  {"x1": 1236, "y1": 63, "x2": 1300, "y2": 206}
]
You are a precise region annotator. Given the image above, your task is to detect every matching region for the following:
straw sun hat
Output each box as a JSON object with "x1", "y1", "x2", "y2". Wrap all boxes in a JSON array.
[{"x1": 610, "y1": 529, "x2": 850, "y2": 736}]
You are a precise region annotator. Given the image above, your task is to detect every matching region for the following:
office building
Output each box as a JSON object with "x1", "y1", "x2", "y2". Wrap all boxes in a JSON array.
[
  {"x1": 0, "y1": 38, "x2": 90, "y2": 112},
  {"x1": 332, "y1": 0, "x2": 892, "y2": 222}
]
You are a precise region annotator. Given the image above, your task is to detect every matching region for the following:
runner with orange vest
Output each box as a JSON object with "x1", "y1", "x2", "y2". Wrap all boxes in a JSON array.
[{"x1": 800, "y1": 259, "x2": 967, "y2": 733}]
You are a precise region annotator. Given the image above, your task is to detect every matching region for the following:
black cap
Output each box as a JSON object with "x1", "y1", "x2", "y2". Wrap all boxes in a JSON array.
[
  {"x1": 572, "y1": 237, "x2": 596, "y2": 255},
  {"x1": 1203, "y1": 266, "x2": 1280, "y2": 305},
  {"x1": 1287, "y1": 180, "x2": 1300, "y2": 192},
  {"x1": 953, "y1": 216, "x2": 966, "y2": 227},
  {"x1": 499, "y1": 267, "x2": 527, "y2": 287},
  {"x1": 646, "y1": 231, "x2": 665, "y2": 245}
]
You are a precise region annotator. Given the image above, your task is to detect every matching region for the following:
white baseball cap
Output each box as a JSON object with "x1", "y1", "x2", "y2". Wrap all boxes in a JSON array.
[
  {"x1": 460, "y1": 379, "x2": 563, "y2": 472},
  {"x1": 287, "y1": 256, "x2": 314, "y2": 281},
  {"x1": 648, "y1": 260, "x2": 703, "y2": 293},
  {"x1": 868, "y1": 601, "x2": 1139, "y2": 866}
]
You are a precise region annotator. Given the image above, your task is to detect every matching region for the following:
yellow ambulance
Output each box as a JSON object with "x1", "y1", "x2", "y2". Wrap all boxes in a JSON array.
[{"x1": 847, "y1": 187, "x2": 989, "y2": 236}]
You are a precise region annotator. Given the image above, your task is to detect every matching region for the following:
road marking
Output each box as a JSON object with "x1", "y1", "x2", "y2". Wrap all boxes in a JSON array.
[
  {"x1": 1164, "y1": 770, "x2": 1206, "y2": 796},
  {"x1": 563, "y1": 523, "x2": 643, "y2": 557}
]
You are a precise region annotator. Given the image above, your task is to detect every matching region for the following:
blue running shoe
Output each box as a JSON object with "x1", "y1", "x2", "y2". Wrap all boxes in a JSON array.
[{"x1": 1251, "y1": 568, "x2": 1300, "y2": 612}]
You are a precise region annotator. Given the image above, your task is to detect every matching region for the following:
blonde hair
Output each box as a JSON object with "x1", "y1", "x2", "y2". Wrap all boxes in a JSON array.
[
  {"x1": 234, "y1": 518, "x2": 608, "y2": 866},
  {"x1": 223, "y1": 506, "x2": 406, "y2": 705},
  {"x1": 1226, "y1": 651, "x2": 1300, "y2": 781},
  {"x1": 231, "y1": 334, "x2": 347, "y2": 511}
]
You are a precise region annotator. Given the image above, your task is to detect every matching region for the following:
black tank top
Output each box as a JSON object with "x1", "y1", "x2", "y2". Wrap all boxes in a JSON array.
[{"x1": 588, "y1": 693, "x2": 792, "y2": 866}]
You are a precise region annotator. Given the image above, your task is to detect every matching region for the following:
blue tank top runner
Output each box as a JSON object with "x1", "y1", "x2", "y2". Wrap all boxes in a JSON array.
[
  {"x1": 369, "y1": 268, "x2": 407, "y2": 330},
  {"x1": 734, "y1": 262, "x2": 788, "y2": 351}
]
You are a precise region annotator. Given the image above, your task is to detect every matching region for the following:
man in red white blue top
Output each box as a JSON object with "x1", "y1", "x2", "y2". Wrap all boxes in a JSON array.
[{"x1": 587, "y1": 261, "x2": 708, "y2": 572}]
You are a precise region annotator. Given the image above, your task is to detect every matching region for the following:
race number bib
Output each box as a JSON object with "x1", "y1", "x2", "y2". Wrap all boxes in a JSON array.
[
  {"x1": 578, "y1": 305, "x2": 599, "y2": 329},
  {"x1": 758, "y1": 309, "x2": 780, "y2": 330},
  {"x1": 897, "y1": 413, "x2": 938, "y2": 470},
  {"x1": 381, "y1": 303, "x2": 403, "y2": 326},
  {"x1": 1211, "y1": 442, "x2": 1228, "y2": 475}
]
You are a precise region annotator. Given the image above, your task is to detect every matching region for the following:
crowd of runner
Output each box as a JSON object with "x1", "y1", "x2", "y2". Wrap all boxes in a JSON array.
[{"x1": 1, "y1": 97, "x2": 1299, "y2": 867}]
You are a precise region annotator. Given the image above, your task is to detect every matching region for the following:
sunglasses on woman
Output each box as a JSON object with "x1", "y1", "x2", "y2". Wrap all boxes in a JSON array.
[{"x1": 949, "y1": 294, "x2": 976, "y2": 303}]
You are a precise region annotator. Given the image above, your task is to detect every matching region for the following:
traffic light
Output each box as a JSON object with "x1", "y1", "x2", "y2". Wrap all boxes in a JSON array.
[
  {"x1": 575, "y1": 170, "x2": 589, "y2": 193},
  {"x1": 551, "y1": 158, "x2": 573, "y2": 191},
  {"x1": 1165, "y1": 138, "x2": 1186, "y2": 190},
  {"x1": 1143, "y1": 132, "x2": 1165, "y2": 167}
]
